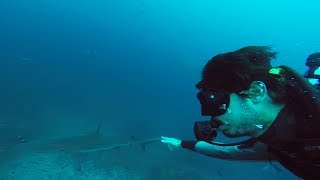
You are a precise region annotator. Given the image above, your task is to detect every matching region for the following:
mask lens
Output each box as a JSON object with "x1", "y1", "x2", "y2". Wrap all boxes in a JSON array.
[{"x1": 197, "y1": 89, "x2": 230, "y2": 116}]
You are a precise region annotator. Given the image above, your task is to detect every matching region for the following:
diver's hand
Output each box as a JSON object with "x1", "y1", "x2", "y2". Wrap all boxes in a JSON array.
[{"x1": 160, "y1": 136, "x2": 181, "y2": 148}]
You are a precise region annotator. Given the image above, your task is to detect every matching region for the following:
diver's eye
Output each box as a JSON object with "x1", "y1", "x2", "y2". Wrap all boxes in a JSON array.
[{"x1": 209, "y1": 95, "x2": 215, "y2": 99}]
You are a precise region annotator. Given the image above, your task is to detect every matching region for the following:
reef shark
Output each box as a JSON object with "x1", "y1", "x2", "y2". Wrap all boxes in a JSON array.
[
  {"x1": 29, "y1": 133, "x2": 160, "y2": 154},
  {"x1": 2, "y1": 123, "x2": 160, "y2": 155},
  {"x1": 0, "y1": 124, "x2": 161, "y2": 173}
]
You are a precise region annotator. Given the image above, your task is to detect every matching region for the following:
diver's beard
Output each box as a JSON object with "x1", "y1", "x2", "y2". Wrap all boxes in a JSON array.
[
  {"x1": 219, "y1": 102, "x2": 259, "y2": 138},
  {"x1": 220, "y1": 125, "x2": 238, "y2": 138},
  {"x1": 222, "y1": 130, "x2": 241, "y2": 138},
  {"x1": 222, "y1": 129, "x2": 247, "y2": 138},
  {"x1": 221, "y1": 124, "x2": 250, "y2": 138}
]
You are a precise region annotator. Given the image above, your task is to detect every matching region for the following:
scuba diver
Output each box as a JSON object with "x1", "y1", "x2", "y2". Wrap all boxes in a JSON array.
[
  {"x1": 305, "y1": 52, "x2": 320, "y2": 91},
  {"x1": 161, "y1": 46, "x2": 320, "y2": 179}
]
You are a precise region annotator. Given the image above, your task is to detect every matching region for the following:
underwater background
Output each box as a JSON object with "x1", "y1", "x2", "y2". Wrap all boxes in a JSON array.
[{"x1": 0, "y1": 0, "x2": 318, "y2": 179}]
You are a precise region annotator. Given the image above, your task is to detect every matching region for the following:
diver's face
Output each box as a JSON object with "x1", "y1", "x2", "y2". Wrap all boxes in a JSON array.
[{"x1": 216, "y1": 93, "x2": 259, "y2": 138}]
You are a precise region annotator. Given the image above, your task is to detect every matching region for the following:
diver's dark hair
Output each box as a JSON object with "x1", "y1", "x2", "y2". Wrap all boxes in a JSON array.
[
  {"x1": 306, "y1": 52, "x2": 320, "y2": 68},
  {"x1": 197, "y1": 46, "x2": 286, "y2": 103},
  {"x1": 305, "y1": 52, "x2": 320, "y2": 79}
]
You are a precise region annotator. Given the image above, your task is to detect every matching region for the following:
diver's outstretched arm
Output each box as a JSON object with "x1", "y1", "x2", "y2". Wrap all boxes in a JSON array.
[
  {"x1": 192, "y1": 141, "x2": 271, "y2": 161},
  {"x1": 161, "y1": 136, "x2": 272, "y2": 161}
]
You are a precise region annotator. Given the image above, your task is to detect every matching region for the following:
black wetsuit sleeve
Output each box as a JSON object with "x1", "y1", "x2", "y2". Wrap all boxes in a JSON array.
[{"x1": 181, "y1": 140, "x2": 197, "y2": 151}]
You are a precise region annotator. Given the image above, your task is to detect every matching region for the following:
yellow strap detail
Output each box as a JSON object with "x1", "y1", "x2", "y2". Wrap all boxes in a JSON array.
[{"x1": 269, "y1": 67, "x2": 283, "y2": 75}]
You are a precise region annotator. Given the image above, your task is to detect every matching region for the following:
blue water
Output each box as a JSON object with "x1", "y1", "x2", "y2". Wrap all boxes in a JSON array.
[{"x1": 0, "y1": 0, "x2": 318, "y2": 179}]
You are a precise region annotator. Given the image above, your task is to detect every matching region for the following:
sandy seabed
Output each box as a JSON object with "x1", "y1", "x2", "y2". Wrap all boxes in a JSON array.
[{"x1": 0, "y1": 143, "x2": 299, "y2": 180}]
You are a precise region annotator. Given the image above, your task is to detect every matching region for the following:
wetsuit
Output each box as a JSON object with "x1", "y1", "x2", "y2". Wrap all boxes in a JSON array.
[{"x1": 257, "y1": 104, "x2": 320, "y2": 179}]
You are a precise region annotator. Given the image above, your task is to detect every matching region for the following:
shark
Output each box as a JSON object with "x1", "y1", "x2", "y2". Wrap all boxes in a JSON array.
[
  {"x1": 32, "y1": 126, "x2": 159, "y2": 154},
  {"x1": 1, "y1": 123, "x2": 160, "y2": 155},
  {"x1": 0, "y1": 123, "x2": 161, "y2": 174}
]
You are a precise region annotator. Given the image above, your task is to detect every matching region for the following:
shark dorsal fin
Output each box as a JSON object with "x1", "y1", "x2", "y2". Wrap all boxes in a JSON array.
[{"x1": 95, "y1": 121, "x2": 103, "y2": 135}]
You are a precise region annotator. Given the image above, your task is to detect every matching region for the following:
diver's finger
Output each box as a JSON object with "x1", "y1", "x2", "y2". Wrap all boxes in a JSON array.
[
  {"x1": 161, "y1": 136, "x2": 172, "y2": 141},
  {"x1": 160, "y1": 139, "x2": 169, "y2": 143}
]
